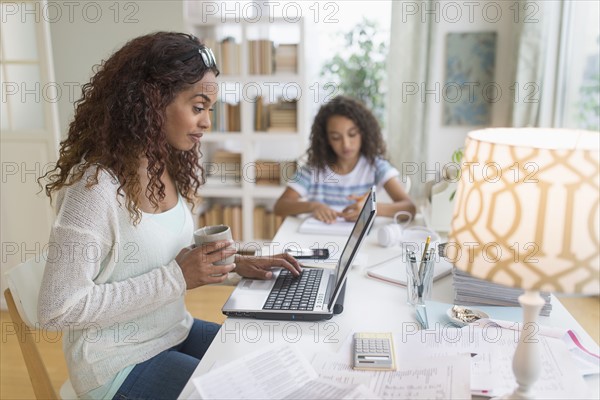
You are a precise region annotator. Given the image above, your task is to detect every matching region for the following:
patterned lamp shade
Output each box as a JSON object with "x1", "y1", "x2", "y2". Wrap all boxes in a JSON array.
[{"x1": 447, "y1": 128, "x2": 599, "y2": 294}]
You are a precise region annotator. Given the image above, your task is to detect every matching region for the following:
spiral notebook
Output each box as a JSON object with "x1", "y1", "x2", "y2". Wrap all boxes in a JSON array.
[{"x1": 366, "y1": 254, "x2": 453, "y2": 286}]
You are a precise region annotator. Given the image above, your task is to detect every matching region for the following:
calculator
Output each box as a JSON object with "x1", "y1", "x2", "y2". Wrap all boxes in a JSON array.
[{"x1": 352, "y1": 332, "x2": 396, "y2": 371}]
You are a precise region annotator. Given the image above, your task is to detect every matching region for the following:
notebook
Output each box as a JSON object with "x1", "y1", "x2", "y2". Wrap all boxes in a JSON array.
[
  {"x1": 222, "y1": 187, "x2": 377, "y2": 321},
  {"x1": 366, "y1": 251, "x2": 453, "y2": 286}
]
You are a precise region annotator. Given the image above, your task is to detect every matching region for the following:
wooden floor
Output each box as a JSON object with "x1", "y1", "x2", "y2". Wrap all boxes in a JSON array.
[{"x1": 1, "y1": 287, "x2": 598, "y2": 399}]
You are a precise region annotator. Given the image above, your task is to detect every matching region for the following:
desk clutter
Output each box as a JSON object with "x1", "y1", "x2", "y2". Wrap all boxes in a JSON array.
[{"x1": 188, "y1": 316, "x2": 598, "y2": 399}]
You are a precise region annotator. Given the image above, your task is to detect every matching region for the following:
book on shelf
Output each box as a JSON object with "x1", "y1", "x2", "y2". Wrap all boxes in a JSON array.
[
  {"x1": 254, "y1": 95, "x2": 268, "y2": 131},
  {"x1": 268, "y1": 100, "x2": 297, "y2": 131},
  {"x1": 248, "y1": 39, "x2": 274, "y2": 75},
  {"x1": 254, "y1": 160, "x2": 281, "y2": 186},
  {"x1": 205, "y1": 150, "x2": 242, "y2": 186},
  {"x1": 198, "y1": 204, "x2": 243, "y2": 241},
  {"x1": 253, "y1": 206, "x2": 266, "y2": 240},
  {"x1": 220, "y1": 36, "x2": 241, "y2": 75},
  {"x1": 252, "y1": 206, "x2": 283, "y2": 240},
  {"x1": 210, "y1": 101, "x2": 240, "y2": 132},
  {"x1": 254, "y1": 97, "x2": 297, "y2": 132},
  {"x1": 274, "y1": 43, "x2": 298, "y2": 74}
]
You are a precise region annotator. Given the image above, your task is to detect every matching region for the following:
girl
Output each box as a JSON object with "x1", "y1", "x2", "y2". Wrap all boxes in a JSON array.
[
  {"x1": 38, "y1": 32, "x2": 301, "y2": 399},
  {"x1": 274, "y1": 95, "x2": 415, "y2": 223}
]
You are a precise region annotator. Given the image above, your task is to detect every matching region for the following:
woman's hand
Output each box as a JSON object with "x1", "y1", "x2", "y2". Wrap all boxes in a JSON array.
[
  {"x1": 234, "y1": 253, "x2": 302, "y2": 279},
  {"x1": 175, "y1": 240, "x2": 237, "y2": 289},
  {"x1": 312, "y1": 202, "x2": 341, "y2": 224}
]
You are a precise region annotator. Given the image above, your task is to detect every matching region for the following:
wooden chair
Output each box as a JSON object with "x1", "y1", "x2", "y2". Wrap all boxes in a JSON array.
[{"x1": 4, "y1": 257, "x2": 76, "y2": 399}]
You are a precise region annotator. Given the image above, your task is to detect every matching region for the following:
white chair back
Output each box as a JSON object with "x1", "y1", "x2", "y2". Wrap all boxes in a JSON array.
[{"x1": 5, "y1": 257, "x2": 46, "y2": 327}]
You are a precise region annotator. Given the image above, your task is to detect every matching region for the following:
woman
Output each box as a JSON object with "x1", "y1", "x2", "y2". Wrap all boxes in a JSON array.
[{"x1": 38, "y1": 32, "x2": 301, "y2": 399}]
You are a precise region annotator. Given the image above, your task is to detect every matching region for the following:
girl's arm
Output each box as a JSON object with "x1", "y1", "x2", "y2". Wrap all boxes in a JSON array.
[
  {"x1": 377, "y1": 177, "x2": 416, "y2": 218},
  {"x1": 341, "y1": 177, "x2": 416, "y2": 222},
  {"x1": 274, "y1": 187, "x2": 340, "y2": 223}
]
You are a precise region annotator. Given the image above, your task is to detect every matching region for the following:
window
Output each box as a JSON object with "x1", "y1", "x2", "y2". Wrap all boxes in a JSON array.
[{"x1": 558, "y1": 1, "x2": 599, "y2": 131}]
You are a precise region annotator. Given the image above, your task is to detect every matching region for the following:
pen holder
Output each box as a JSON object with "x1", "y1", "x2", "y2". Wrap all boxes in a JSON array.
[{"x1": 405, "y1": 250, "x2": 435, "y2": 305}]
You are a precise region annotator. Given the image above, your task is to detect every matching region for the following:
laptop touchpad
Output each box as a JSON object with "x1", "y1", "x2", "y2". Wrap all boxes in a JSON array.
[{"x1": 240, "y1": 279, "x2": 273, "y2": 290}]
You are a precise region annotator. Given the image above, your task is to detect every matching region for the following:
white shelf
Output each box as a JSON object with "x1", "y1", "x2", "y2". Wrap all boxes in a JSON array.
[
  {"x1": 185, "y1": 6, "x2": 308, "y2": 241},
  {"x1": 252, "y1": 185, "x2": 286, "y2": 199},
  {"x1": 200, "y1": 186, "x2": 244, "y2": 197}
]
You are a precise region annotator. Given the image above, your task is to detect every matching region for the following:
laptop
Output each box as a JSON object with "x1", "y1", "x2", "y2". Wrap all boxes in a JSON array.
[{"x1": 222, "y1": 187, "x2": 377, "y2": 321}]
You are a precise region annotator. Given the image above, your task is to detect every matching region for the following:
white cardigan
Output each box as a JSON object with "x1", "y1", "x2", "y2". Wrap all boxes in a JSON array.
[{"x1": 38, "y1": 168, "x2": 194, "y2": 396}]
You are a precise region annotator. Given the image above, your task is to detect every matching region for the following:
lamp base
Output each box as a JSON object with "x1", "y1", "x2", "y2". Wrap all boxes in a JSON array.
[{"x1": 493, "y1": 290, "x2": 545, "y2": 400}]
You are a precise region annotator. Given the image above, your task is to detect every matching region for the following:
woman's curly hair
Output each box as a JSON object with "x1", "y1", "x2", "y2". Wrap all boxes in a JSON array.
[
  {"x1": 40, "y1": 31, "x2": 219, "y2": 224},
  {"x1": 307, "y1": 95, "x2": 387, "y2": 170}
]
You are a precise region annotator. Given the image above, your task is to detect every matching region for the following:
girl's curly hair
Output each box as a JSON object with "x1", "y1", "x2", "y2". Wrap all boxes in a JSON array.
[
  {"x1": 40, "y1": 31, "x2": 220, "y2": 224},
  {"x1": 307, "y1": 95, "x2": 387, "y2": 170}
]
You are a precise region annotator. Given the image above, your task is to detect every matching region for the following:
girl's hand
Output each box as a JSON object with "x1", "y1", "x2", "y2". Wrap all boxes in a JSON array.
[
  {"x1": 175, "y1": 240, "x2": 237, "y2": 289},
  {"x1": 312, "y1": 203, "x2": 341, "y2": 224},
  {"x1": 234, "y1": 253, "x2": 302, "y2": 279},
  {"x1": 341, "y1": 194, "x2": 367, "y2": 222}
]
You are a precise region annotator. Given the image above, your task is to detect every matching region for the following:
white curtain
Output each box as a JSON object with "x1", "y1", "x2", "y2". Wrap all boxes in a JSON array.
[
  {"x1": 509, "y1": 0, "x2": 562, "y2": 127},
  {"x1": 386, "y1": 1, "x2": 435, "y2": 202}
]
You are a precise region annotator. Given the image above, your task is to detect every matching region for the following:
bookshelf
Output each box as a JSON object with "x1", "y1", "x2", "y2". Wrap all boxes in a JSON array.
[{"x1": 184, "y1": 5, "x2": 308, "y2": 242}]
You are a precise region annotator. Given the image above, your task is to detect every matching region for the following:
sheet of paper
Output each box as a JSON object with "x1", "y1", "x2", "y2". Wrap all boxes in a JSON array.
[
  {"x1": 193, "y1": 345, "x2": 317, "y2": 399},
  {"x1": 394, "y1": 327, "x2": 589, "y2": 398},
  {"x1": 298, "y1": 216, "x2": 355, "y2": 236},
  {"x1": 312, "y1": 352, "x2": 471, "y2": 399},
  {"x1": 283, "y1": 378, "x2": 379, "y2": 400}
]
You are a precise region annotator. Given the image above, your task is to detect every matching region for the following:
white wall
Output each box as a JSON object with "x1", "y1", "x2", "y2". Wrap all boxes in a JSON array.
[{"x1": 49, "y1": 0, "x2": 184, "y2": 135}]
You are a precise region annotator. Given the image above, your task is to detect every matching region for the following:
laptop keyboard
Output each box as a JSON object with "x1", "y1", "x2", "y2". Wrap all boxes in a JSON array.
[{"x1": 262, "y1": 269, "x2": 323, "y2": 311}]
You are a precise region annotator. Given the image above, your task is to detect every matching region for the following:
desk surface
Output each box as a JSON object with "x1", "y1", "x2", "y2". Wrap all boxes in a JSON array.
[{"x1": 181, "y1": 216, "x2": 599, "y2": 399}]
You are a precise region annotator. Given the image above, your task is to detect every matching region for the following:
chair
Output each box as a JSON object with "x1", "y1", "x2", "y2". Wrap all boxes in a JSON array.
[{"x1": 4, "y1": 257, "x2": 77, "y2": 399}]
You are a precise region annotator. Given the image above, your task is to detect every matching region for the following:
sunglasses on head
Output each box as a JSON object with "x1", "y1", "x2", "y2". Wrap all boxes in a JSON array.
[{"x1": 180, "y1": 46, "x2": 217, "y2": 69}]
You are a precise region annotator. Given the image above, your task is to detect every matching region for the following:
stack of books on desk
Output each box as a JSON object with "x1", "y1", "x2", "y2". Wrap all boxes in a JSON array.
[{"x1": 453, "y1": 269, "x2": 553, "y2": 316}]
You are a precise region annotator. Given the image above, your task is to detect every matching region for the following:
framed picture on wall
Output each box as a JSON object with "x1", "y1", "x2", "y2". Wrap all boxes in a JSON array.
[{"x1": 443, "y1": 32, "x2": 498, "y2": 126}]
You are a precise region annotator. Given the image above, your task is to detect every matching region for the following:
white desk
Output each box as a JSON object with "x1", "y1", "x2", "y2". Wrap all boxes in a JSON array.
[{"x1": 180, "y1": 216, "x2": 599, "y2": 399}]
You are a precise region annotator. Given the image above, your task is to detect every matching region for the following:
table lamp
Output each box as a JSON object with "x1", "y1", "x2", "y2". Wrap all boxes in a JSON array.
[{"x1": 446, "y1": 128, "x2": 599, "y2": 399}]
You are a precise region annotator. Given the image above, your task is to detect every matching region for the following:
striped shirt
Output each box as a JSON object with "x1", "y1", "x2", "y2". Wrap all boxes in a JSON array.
[{"x1": 287, "y1": 156, "x2": 399, "y2": 207}]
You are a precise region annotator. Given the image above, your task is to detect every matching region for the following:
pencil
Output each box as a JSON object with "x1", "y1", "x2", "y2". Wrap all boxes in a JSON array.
[
  {"x1": 356, "y1": 190, "x2": 370, "y2": 203},
  {"x1": 418, "y1": 236, "x2": 432, "y2": 283},
  {"x1": 421, "y1": 236, "x2": 431, "y2": 262}
]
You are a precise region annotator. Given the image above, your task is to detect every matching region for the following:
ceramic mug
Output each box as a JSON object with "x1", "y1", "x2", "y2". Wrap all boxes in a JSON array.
[{"x1": 193, "y1": 225, "x2": 235, "y2": 265}]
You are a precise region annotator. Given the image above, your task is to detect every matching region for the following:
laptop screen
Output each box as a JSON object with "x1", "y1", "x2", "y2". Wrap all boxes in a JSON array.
[{"x1": 328, "y1": 187, "x2": 377, "y2": 306}]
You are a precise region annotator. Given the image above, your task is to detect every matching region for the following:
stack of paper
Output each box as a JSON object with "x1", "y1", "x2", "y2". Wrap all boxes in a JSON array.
[{"x1": 453, "y1": 269, "x2": 553, "y2": 316}]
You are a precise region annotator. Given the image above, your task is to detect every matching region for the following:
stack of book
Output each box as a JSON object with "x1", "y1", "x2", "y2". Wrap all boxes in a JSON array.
[
  {"x1": 268, "y1": 100, "x2": 297, "y2": 132},
  {"x1": 274, "y1": 44, "x2": 297, "y2": 74},
  {"x1": 452, "y1": 269, "x2": 553, "y2": 316},
  {"x1": 254, "y1": 160, "x2": 281, "y2": 186},
  {"x1": 210, "y1": 101, "x2": 241, "y2": 132},
  {"x1": 204, "y1": 150, "x2": 242, "y2": 187},
  {"x1": 198, "y1": 204, "x2": 243, "y2": 242},
  {"x1": 253, "y1": 206, "x2": 283, "y2": 240},
  {"x1": 253, "y1": 160, "x2": 298, "y2": 186},
  {"x1": 248, "y1": 39, "x2": 274, "y2": 75}
]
